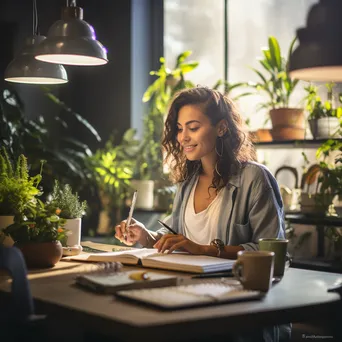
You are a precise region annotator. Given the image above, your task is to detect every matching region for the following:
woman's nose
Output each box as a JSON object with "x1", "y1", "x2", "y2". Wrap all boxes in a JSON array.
[{"x1": 180, "y1": 131, "x2": 190, "y2": 143}]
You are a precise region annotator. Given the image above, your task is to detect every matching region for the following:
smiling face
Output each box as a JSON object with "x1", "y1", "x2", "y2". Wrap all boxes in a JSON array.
[{"x1": 176, "y1": 104, "x2": 219, "y2": 165}]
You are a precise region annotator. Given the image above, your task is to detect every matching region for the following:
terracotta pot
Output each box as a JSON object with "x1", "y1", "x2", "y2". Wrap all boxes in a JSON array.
[
  {"x1": 16, "y1": 241, "x2": 63, "y2": 268},
  {"x1": 270, "y1": 108, "x2": 305, "y2": 128},
  {"x1": 270, "y1": 127, "x2": 305, "y2": 141},
  {"x1": 255, "y1": 129, "x2": 273, "y2": 142}
]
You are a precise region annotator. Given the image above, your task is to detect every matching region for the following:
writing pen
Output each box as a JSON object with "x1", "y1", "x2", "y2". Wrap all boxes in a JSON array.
[
  {"x1": 157, "y1": 220, "x2": 178, "y2": 235},
  {"x1": 124, "y1": 190, "x2": 138, "y2": 240}
]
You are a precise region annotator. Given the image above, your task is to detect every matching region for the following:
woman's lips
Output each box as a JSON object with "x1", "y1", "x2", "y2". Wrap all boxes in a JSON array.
[{"x1": 184, "y1": 145, "x2": 196, "y2": 152}]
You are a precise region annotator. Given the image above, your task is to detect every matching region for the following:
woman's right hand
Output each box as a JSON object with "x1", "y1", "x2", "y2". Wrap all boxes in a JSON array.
[{"x1": 114, "y1": 218, "x2": 147, "y2": 246}]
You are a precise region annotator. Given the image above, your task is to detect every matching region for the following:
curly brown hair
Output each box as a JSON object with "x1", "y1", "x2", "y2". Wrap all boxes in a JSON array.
[{"x1": 162, "y1": 87, "x2": 256, "y2": 189}]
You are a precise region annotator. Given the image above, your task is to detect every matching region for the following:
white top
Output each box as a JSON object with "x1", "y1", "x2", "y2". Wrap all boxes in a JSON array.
[{"x1": 184, "y1": 177, "x2": 226, "y2": 245}]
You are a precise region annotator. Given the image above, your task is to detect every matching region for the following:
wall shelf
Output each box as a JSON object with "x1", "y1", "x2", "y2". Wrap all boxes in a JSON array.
[
  {"x1": 291, "y1": 257, "x2": 342, "y2": 273},
  {"x1": 254, "y1": 138, "x2": 342, "y2": 149},
  {"x1": 285, "y1": 214, "x2": 342, "y2": 227},
  {"x1": 285, "y1": 214, "x2": 342, "y2": 271}
]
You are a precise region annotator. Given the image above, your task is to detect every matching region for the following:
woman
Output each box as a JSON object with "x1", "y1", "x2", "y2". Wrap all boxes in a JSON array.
[{"x1": 115, "y1": 87, "x2": 285, "y2": 254}]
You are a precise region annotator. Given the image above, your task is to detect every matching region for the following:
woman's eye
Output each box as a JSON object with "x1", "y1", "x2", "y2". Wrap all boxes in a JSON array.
[
  {"x1": 189, "y1": 127, "x2": 199, "y2": 132},
  {"x1": 177, "y1": 128, "x2": 183, "y2": 133}
]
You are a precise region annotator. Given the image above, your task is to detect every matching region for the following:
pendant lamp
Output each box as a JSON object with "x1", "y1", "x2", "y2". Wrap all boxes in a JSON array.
[
  {"x1": 289, "y1": 0, "x2": 342, "y2": 81},
  {"x1": 35, "y1": 0, "x2": 108, "y2": 66},
  {"x1": 5, "y1": 0, "x2": 68, "y2": 84}
]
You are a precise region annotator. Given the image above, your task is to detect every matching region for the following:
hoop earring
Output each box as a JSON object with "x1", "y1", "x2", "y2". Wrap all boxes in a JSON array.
[
  {"x1": 215, "y1": 137, "x2": 223, "y2": 157},
  {"x1": 215, "y1": 161, "x2": 222, "y2": 177}
]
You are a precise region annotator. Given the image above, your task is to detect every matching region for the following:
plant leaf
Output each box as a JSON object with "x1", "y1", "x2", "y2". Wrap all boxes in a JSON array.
[{"x1": 268, "y1": 36, "x2": 282, "y2": 70}]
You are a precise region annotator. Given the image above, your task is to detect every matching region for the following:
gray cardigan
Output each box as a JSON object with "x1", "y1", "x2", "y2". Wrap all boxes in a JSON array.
[{"x1": 157, "y1": 161, "x2": 285, "y2": 250}]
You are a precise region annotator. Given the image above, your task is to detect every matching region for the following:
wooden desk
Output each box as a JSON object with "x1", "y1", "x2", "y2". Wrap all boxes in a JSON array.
[{"x1": 1, "y1": 244, "x2": 342, "y2": 342}]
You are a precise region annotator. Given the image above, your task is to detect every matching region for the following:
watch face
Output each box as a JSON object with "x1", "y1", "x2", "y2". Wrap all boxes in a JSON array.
[{"x1": 211, "y1": 239, "x2": 224, "y2": 248}]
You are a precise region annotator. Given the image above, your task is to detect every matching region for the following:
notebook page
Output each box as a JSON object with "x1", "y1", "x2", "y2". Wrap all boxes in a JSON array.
[{"x1": 67, "y1": 248, "x2": 159, "y2": 263}]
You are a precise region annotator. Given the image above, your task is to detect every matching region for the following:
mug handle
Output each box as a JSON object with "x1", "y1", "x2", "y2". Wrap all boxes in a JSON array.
[
  {"x1": 285, "y1": 254, "x2": 292, "y2": 271},
  {"x1": 233, "y1": 260, "x2": 245, "y2": 284}
]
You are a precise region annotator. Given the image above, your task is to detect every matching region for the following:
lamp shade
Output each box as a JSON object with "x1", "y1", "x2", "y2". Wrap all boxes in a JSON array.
[
  {"x1": 289, "y1": 0, "x2": 342, "y2": 81},
  {"x1": 5, "y1": 36, "x2": 68, "y2": 84},
  {"x1": 35, "y1": 6, "x2": 108, "y2": 66}
]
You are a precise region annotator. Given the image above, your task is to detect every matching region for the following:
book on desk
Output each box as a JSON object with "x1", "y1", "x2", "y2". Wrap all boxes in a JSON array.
[
  {"x1": 75, "y1": 269, "x2": 179, "y2": 294},
  {"x1": 115, "y1": 280, "x2": 264, "y2": 310},
  {"x1": 66, "y1": 248, "x2": 235, "y2": 274}
]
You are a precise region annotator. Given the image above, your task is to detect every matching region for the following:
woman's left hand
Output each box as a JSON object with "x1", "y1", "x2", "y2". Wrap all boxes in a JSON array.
[{"x1": 153, "y1": 234, "x2": 205, "y2": 255}]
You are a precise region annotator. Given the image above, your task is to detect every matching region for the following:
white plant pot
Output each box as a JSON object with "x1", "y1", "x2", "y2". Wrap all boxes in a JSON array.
[
  {"x1": 310, "y1": 117, "x2": 341, "y2": 139},
  {"x1": 0, "y1": 215, "x2": 15, "y2": 247},
  {"x1": 300, "y1": 193, "x2": 333, "y2": 215},
  {"x1": 130, "y1": 180, "x2": 154, "y2": 209},
  {"x1": 64, "y1": 218, "x2": 82, "y2": 246}
]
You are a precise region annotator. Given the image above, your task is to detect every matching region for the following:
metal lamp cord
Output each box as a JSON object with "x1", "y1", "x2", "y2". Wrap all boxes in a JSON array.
[{"x1": 32, "y1": 0, "x2": 39, "y2": 35}]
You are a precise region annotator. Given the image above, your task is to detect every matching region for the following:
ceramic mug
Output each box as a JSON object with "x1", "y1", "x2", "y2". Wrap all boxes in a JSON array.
[
  {"x1": 259, "y1": 238, "x2": 290, "y2": 277},
  {"x1": 233, "y1": 250, "x2": 274, "y2": 292}
]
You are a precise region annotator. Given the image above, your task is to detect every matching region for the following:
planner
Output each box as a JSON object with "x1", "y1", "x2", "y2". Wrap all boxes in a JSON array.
[
  {"x1": 67, "y1": 248, "x2": 235, "y2": 274},
  {"x1": 115, "y1": 280, "x2": 264, "y2": 309},
  {"x1": 75, "y1": 269, "x2": 179, "y2": 294}
]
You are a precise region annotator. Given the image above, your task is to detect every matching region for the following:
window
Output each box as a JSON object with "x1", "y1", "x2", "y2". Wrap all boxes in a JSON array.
[{"x1": 164, "y1": 0, "x2": 224, "y2": 87}]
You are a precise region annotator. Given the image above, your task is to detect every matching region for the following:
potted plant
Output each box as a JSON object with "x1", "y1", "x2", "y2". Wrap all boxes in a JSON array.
[
  {"x1": 248, "y1": 36, "x2": 303, "y2": 140},
  {"x1": 300, "y1": 163, "x2": 336, "y2": 216},
  {"x1": 47, "y1": 180, "x2": 87, "y2": 249},
  {"x1": 87, "y1": 129, "x2": 138, "y2": 233},
  {"x1": 3, "y1": 199, "x2": 67, "y2": 268},
  {"x1": 0, "y1": 147, "x2": 42, "y2": 246},
  {"x1": 304, "y1": 83, "x2": 342, "y2": 139},
  {"x1": 300, "y1": 141, "x2": 341, "y2": 216}
]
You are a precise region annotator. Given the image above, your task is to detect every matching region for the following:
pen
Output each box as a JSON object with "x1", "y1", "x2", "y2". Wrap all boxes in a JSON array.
[
  {"x1": 157, "y1": 220, "x2": 178, "y2": 235},
  {"x1": 124, "y1": 190, "x2": 138, "y2": 240}
]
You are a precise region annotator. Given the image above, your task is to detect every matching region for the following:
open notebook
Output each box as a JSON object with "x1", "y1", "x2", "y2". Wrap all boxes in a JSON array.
[
  {"x1": 115, "y1": 280, "x2": 264, "y2": 310},
  {"x1": 67, "y1": 248, "x2": 235, "y2": 274}
]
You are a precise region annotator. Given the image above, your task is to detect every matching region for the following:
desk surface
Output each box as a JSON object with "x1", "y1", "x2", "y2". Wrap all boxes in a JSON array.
[{"x1": 1, "y1": 242, "x2": 342, "y2": 342}]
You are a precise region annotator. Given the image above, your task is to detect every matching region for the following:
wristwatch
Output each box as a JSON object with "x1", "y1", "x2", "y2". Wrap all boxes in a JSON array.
[{"x1": 210, "y1": 239, "x2": 225, "y2": 257}]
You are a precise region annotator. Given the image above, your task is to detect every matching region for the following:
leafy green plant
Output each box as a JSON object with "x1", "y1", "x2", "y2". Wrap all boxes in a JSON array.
[
  {"x1": 316, "y1": 139, "x2": 342, "y2": 200},
  {"x1": 248, "y1": 36, "x2": 299, "y2": 112},
  {"x1": 304, "y1": 82, "x2": 342, "y2": 120},
  {"x1": 48, "y1": 180, "x2": 87, "y2": 219},
  {"x1": 0, "y1": 147, "x2": 42, "y2": 216},
  {"x1": 0, "y1": 87, "x2": 100, "y2": 194},
  {"x1": 87, "y1": 129, "x2": 138, "y2": 213},
  {"x1": 3, "y1": 199, "x2": 67, "y2": 243},
  {"x1": 212, "y1": 79, "x2": 252, "y2": 102}
]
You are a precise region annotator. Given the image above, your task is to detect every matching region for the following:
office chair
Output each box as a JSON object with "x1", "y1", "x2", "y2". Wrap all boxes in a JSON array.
[{"x1": 0, "y1": 245, "x2": 46, "y2": 341}]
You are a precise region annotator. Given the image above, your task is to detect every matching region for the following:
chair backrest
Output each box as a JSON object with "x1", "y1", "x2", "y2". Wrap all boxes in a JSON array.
[{"x1": 0, "y1": 245, "x2": 34, "y2": 321}]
